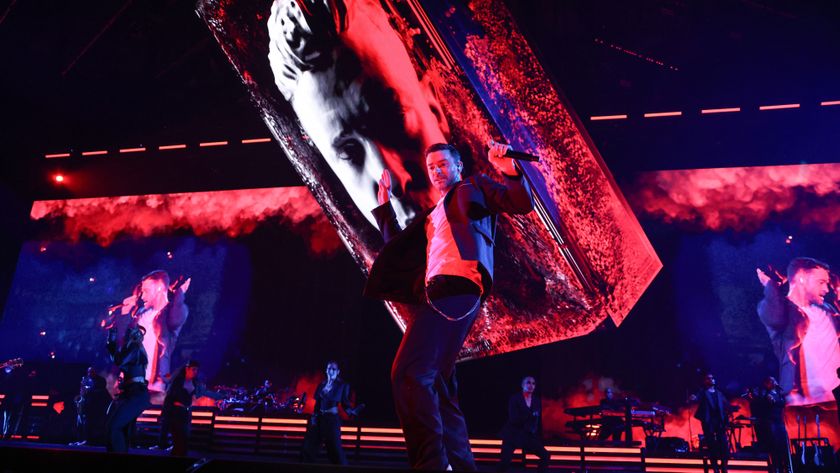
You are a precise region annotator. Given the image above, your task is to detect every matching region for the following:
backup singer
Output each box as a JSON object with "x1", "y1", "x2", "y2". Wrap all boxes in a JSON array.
[
  {"x1": 105, "y1": 324, "x2": 150, "y2": 452},
  {"x1": 158, "y1": 360, "x2": 221, "y2": 456},
  {"x1": 301, "y1": 361, "x2": 360, "y2": 465},
  {"x1": 499, "y1": 376, "x2": 549, "y2": 473},
  {"x1": 689, "y1": 373, "x2": 730, "y2": 473},
  {"x1": 748, "y1": 377, "x2": 789, "y2": 473},
  {"x1": 366, "y1": 142, "x2": 534, "y2": 470}
]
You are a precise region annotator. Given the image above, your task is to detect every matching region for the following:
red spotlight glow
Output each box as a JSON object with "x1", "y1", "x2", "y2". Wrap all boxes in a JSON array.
[{"x1": 53, "y1": 174, "x2": 65, "y2": 183}]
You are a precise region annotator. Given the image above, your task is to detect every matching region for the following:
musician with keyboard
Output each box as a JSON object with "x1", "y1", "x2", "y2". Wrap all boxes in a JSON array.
[
  {"x1": 598, "y1": 388, "x2": 628, "y2": 442},
  {"x1": 565, "y1": 390, "x2": 668, "y2": 445}
]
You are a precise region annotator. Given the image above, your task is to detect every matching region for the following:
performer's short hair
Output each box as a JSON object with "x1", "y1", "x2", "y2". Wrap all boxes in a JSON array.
[
  {"x1": 327, "y1": 360, "x2": 340, "y2": 369},
  {"x1": 425, "y1": 143, "x2": 461, "y2": 161},
  {"x1": 142, "y1": 269, "x2": 170, "y2": 287},
  {"x1": 787, "y1": 257, "x2": 830, "y2": 280}
]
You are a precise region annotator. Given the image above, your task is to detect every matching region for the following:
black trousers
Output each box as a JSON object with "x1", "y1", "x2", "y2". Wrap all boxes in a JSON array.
[
  {"x1": 105, "y1": 384, "x2": 150, "y2": 452},
  {"x1": 702, "y1": 422, "x2": 729, "y2": 473},
  {"x1": 391, "y1": 292, "x2": 480, "y2": 471},
  {"x1": 159, "y1": 407, "x2": 190, "y2": 456},
  {"x1": 755, "y1": 421, "x2": 788, "y2": 472},
  {"x1": 499, "y1": 433, "x2": 550, "y2": 472},
  {"x1": 301, "y1": 413, "x2": 346, "y2": 465}
]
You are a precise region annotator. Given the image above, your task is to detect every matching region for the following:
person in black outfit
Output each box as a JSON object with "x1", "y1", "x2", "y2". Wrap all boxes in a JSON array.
[
  {"x1": 598, "y1": 387, "x2": 627, "y2": 442},
  {"x1": 366, "y1": 143, "x2": 534, "y2": 470},
  {"x1": 157, "y1": 360, "x2": 221, "y2": 456},
  {"x1": 105, "y1": 324, "x2": 151, "y2": 452},
  {"x1": 301, "y1": 361, "x2": 360, "y2": 465},
  {"x1": 748, "y1": 376, "x2": 789, "y2": 473},
  {"x1": 689, "y1": 373, "x2": 730, "y2": 473},
  {"x1": 499, "y1": 376, "x2": 549, "y2": 473},
  {"x1": 834, "y1": 367, "x2": 840, "y2": 424}
]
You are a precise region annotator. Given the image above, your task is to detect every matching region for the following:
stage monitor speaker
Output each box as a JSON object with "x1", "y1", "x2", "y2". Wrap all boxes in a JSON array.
[{"x1": 646, "y1": 436, "x2": 689, "y2": 453}]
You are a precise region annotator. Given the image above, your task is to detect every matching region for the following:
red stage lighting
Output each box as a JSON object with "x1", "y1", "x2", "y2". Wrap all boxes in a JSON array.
[{"x1": 53, "y1": 174, "x2": 65, "y2": 183}]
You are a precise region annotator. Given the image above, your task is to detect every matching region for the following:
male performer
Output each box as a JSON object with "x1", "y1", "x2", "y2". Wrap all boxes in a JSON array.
[
  {"x1": 598, "y1": 387, "x2": 626, "y2": 442},
  {"x1": 689, "y1": 373, "x2": 730, "y2": 473},
  {"x1": 366, "y1": 142, "x2": 534, "y2": 470},
  {"x1": 120, "y1": 271, "x2": 190, "y2": 393},
  {"x1": 757, "y1": 257, "x2": 840, "y2": 405},
  {"x1": 499, "y1": 376, "x2": 549, "y2": 473},
  {"x1": 748, "y1": 376, "x2": 789, "y2": 473}
]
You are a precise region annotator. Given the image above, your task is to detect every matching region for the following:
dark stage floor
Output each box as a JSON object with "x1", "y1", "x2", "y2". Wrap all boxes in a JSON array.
[{"x1": 0, "y1": 439, "x2": 772, "y2": 473}]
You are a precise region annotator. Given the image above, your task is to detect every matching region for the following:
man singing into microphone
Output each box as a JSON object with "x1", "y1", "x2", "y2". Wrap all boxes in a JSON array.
[
  {"x1": 119, "y1": 271, "x2": 190, "y2": 394},
  {"x1": 757, "y1": 257, "x2": 840, "y2": 405},
  {"x1": 365, "y1": 142, "x2": 534, "y2": 470}
]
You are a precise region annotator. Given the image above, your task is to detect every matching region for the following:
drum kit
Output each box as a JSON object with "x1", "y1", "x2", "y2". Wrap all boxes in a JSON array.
[{"x1": 213, "y1": 384, "x2": 307, "y2": 415}]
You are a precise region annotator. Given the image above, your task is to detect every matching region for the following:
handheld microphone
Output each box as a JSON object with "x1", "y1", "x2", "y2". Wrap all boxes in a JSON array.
[
  {"x1": 502, "y1": 149, "x2": 540, "y2": 162},
  {"x1": 488, "y1": 140, "x2": 541, "y2": 162}
]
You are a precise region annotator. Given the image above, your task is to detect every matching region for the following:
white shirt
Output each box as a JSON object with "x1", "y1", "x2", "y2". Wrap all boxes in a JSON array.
[
  {"x1": 797, "y1": 304, "x2": 840, "y2": 404},
  {"x1": 424, "y1": 191, "x2": 483, "y2": 291},
  {"x1": 136, "y1": 307, "x2": 160, "y2": 386}
]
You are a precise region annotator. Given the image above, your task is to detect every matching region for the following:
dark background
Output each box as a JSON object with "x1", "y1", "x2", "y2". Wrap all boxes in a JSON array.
[{"x1": 1, "y1": 0, "x2": 839, "y2": 437}]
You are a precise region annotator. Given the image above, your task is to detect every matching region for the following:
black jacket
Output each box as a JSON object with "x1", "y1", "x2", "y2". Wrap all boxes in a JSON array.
[
  {"x1": 693, "y1": 388, "x2": 728, "y2": 428},
  {"x1": 757, "y1": 281, "x2": 840, "y2": 395},
  {"x1": 313, "y1": 379, "x2": 353, "y2": 416},
  {"x1": 502, "y1": 393, "x2": 541, "y2": 441},
  {"x1": 364, "y1": 173, "x2": 533, "y2": 304}
]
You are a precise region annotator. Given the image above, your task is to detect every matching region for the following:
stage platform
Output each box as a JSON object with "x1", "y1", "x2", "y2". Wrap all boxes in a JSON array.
[
  {"x1": 0, "y1": 407, "x2": 772, "y2": 472},
  {"x1": 0, "y1": 440, "x2": 773, "y2": 473}
]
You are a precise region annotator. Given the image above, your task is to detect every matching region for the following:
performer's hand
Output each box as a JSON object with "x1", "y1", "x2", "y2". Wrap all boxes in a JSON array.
[
  {"x1": 487, "y1": 140, "x2": 518, "y2": 176},
  {"x1": 756, "y1": 268, "x2": 771, "y2": 287},
  {"x1": 120, "y1": 295, "x2": 138, "y2": 315},
  {"x1": 377, "y1": 170, "x2": 392, "y2": 205},
  {"x1": 179, "y1": 278, "x2": 191, "y2": 294}
]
